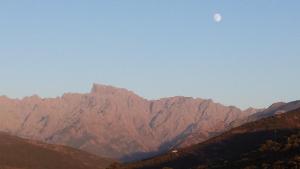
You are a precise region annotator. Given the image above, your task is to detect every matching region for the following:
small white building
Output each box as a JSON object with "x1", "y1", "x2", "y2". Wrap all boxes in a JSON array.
[{"x1": 171, "y1": 150, "x2": 178, "y2": 153}]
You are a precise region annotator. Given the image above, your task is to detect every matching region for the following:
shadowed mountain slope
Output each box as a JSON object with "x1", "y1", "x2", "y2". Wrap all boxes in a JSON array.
[
  {"x1": 0, "y1": 132, "x2": 114, "y2": 169},
  {"x1": 113, "y1": 108, "x2": 300, "y2": 169}
]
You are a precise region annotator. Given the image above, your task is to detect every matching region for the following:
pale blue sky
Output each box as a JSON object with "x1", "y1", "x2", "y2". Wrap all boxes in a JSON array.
[{"x1": 0, "y1": 1, "x2": 299, "y2": 109}]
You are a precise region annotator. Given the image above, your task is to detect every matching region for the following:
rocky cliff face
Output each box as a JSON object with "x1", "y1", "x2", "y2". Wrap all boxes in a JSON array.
[{"x1": 0, "y1": 84, "x2": 256, "y2": 161}]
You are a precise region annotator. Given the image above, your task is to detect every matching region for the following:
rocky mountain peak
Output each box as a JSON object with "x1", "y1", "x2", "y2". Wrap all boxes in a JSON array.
[{"x1": 90, "y1": 83, "x2": 138, "y2": 97}]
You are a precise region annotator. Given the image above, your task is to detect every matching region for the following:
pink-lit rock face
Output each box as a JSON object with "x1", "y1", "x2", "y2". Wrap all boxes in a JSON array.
[{"x1": 0, "y1": 84, "x2": 257, "y2": 161}]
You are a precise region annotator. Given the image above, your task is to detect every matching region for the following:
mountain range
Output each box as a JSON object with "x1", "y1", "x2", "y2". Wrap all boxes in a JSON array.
[{"x1": 0, "y1": 84, "x2": 299, "y2": 162}]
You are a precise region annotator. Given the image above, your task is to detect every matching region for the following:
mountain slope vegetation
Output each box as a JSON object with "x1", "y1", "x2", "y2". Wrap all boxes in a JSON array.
[
  {"x1": 0, "y1": 132, "x2": 114, "y2": 169},
  {"x1": 111, "y1": 108, "x2": 300, "y2": 169}
]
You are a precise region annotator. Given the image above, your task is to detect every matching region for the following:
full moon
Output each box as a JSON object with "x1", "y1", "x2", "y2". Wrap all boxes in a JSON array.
[{"x1": 213, "y1": 13, "x2": 222, "y2": 23}]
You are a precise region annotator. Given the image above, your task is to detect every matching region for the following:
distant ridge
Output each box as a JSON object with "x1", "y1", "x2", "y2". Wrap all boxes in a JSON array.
[{"x1": 228, "y1": 100, "x2": 300, "y2": 128}]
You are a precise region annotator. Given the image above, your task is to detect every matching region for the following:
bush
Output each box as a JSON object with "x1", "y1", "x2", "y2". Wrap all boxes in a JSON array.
[
  {"x1": 259, "y1": 140, "x2": 281, "y2": 152},
  {"x1": 244, "y1": 165, "x2": 257, "y2": 169}
]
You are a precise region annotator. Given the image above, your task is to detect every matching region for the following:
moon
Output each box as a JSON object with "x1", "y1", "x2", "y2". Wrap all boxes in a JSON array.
[{"x1": 213, "y1": 13, "x2": 222, "y2": 23}]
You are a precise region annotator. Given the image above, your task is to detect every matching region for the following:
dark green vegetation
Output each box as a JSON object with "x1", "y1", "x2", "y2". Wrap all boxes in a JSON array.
[
  {"x1": 0, "y1": 132, "x2": 114, "y2": 169},
  {"x1": 108, "y1": 108, "x2": 300, "y2": 169}
]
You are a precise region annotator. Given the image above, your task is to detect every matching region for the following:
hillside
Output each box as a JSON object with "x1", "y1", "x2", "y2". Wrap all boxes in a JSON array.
[
  {"x1": 176, "y1": 101, "x2": 300, "y2": 148},
  {"x1": 228, "y1": 100, "x2": 300, "y2": 128},
  {"x1": 113, "y1": 108, "x2": 300, "y2": 169},
  {"x1": 0, "y1": 132, "x2": 113, "y2": 169},
  {"x1": 0, "y1": 84, "x2": 255, "y2": 161}
]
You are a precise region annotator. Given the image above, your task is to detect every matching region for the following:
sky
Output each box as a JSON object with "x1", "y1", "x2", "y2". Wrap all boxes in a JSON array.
[{"x1": 0, "y1": 1, "x2": 299, "y2": 109}]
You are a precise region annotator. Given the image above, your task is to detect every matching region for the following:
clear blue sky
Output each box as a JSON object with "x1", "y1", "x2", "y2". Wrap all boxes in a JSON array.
[{"x1": 0, "y1": 1, "x2": 299, "y2": 109}]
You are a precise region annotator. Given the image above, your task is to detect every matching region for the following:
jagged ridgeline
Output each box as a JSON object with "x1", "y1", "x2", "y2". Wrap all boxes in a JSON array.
[
  {"x1": 0, "y1": 84, "x2": 259, "y2": 161},
  {"x1": 0, "y1": 84, "x2": 299, "y2": 162}
]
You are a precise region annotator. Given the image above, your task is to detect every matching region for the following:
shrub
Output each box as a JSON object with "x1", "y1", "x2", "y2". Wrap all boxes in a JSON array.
[{"x1": 259, "y1": 140, "x2": 281, "y2": 152}]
